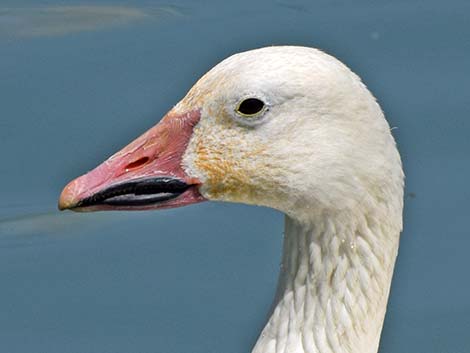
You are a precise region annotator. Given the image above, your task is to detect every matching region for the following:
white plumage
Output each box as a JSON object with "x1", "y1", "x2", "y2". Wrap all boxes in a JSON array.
[
  {"x1": 60, "y1": 46, "x2": 404, "y2": 353},
  {"x1": 180, "y1": 46, "x2": 404, "y2": 353}
]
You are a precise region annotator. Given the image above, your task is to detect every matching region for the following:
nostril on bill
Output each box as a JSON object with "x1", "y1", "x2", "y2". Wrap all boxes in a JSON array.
[{"x1": 125, "y1": 156, "x2": 150, "y2": 171}]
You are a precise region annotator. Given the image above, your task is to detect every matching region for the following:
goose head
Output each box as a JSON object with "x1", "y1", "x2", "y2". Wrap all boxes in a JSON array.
[
  {"x1": 59, "y1": 46, "x2": 403, "y2": 225},
  {"x1": 59, "y1": 46, "x2": 404, "y2": 353}
]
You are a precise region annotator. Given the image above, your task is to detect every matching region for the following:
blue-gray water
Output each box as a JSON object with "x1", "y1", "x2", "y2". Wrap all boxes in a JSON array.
[{"x1": 1, "y1": 0, "x2": 469, "y2": 352}]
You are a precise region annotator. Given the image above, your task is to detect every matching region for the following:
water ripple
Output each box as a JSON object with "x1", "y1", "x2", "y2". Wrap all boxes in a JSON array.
[{"x1": 0, "y1": 5, "x2": 182, "y2": 38}]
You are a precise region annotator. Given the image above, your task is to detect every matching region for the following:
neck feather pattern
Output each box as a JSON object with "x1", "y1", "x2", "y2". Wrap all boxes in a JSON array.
[{"x1": 252, "y1": 209, "x2": 400, "y2": 353}]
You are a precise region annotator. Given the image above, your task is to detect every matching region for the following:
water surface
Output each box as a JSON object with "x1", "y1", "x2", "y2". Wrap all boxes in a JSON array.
[{"x1": 1, "y1": 0, "x2": 469, "y2": 352}]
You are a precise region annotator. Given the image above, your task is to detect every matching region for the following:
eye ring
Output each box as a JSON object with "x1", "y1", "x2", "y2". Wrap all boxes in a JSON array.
[{"x1": 235, "y1": 98, "x2": 267, "y2": 118}]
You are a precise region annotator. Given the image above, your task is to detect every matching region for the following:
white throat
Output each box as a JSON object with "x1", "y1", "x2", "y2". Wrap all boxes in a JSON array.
[{"x1": 252, "y1": 209, "x2": 400, "y2": 353}]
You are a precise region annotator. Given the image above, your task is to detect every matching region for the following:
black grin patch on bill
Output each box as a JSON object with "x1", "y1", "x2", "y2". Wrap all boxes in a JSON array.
[{"x1": 76, "y1": 177, "x2": 190, "y2": 207}]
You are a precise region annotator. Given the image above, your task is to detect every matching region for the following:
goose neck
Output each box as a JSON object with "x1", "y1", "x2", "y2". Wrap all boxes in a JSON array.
[{"x1": 253, "y1": 211, "x2": 400, "y2": 353}]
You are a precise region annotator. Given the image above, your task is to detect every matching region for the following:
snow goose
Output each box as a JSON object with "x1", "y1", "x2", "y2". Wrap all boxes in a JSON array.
[{"x1": 59, "y1": 46, "x2": 404, "y2": 353}]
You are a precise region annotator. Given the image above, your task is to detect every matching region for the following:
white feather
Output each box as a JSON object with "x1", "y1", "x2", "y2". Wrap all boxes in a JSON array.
[{"x1": 179, "y1": 46, "x2": 404, "y2": 353}]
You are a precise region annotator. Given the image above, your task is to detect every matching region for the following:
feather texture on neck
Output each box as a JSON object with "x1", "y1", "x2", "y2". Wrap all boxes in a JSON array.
[{"x1": 253, "y1": 204, "x2": 401, "y2": 353}]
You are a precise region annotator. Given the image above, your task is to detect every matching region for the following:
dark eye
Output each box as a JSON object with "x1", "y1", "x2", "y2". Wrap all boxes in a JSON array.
[{"x1": 236, "y1": 98, "x2": 266, "y2": 117}]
